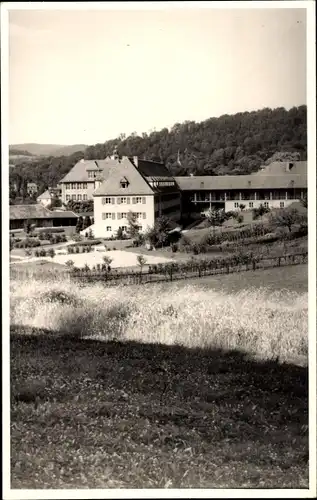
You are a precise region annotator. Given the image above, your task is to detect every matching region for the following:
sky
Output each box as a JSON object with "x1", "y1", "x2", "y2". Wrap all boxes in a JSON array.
[{"x1": 7, "y1": 4, "x2": 307, "y2": 146}]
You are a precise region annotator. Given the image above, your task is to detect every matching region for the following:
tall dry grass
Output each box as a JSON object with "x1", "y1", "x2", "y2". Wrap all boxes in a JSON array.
[{"x1": 10, "y1": 276, "x2": 308, "y2": 364}]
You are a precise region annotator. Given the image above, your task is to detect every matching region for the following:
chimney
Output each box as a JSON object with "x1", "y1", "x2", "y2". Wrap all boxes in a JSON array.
[{"x1": 133, "y1": 156, "x2": 138, "y2": 167}]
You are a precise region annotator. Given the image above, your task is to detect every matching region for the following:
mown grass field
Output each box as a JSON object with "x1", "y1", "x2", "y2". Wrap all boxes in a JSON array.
[{"x1": 9, "y1": 264, "x2": 308, "y2": 489}]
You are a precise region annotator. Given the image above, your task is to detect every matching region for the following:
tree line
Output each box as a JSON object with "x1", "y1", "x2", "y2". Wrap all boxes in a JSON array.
[{"x1": 9, "y1": 105, "x2": 306, "y2": 203}]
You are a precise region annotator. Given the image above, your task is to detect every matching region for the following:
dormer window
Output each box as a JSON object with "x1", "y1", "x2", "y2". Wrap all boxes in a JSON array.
[
  {"x1": 120, "y1": 177, "x2": 129, "y2": 189},
  {"x1": 88, "y1": 170, "x2": 99, "y2": 179}
]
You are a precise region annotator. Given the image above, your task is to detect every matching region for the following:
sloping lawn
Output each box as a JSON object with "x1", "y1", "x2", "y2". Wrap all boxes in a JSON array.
[{"x1": 11, "y1": 331, "x2": 308, "y2": 489}]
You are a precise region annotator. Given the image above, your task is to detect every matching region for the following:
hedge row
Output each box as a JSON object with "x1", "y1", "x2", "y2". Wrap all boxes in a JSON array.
[
  {"x1": 13, "y1": 238, "x2": 41, "y2": 248},
  {"x1": 67, "y1": 245, "x2": 94, "y2": 254},
  {"x1": 68, "y1": 239, "x2": 101, "y2": 248},
  {"x1": 36, "y1": 228, "x2": 65, "y2": 234}
]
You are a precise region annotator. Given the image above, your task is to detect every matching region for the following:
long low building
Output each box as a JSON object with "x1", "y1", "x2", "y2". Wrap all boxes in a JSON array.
[
  {"x1": 175, "y1": 161, "x2": 307, "y2": 214},
  {"x1": 10, "y1": 205, "x2": 79, "y2": 230}
]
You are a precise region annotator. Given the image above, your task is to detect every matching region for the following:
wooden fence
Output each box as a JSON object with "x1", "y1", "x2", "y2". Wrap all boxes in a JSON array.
[{"x1": 70, "y1": 252, "x2": 308, "y2": 287}]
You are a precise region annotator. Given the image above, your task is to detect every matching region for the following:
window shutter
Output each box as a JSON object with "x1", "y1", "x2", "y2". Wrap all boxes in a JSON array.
[
  {"x1": 143, "y1": 213, "x2": 146, "y2": 219},
  {"x1": 142, "y1": 197, "x2": 146, "y2": 204},
  {"x1": 112, "y1": 213, "x2": 115, "y2": 220},
  {"x1": 112, "y1": 198, "x2": 115, "y2": 204},
  {"x1": 102, "y1": 198, "x2": 105, "y2": 205},
  {"x1": 117, "y1": 213, "x2": 121, "y2": 220},
  {"x1": 118, "y1": 198, "x2": 121, "y2": 204},
  {"x1": 127, "y1": 197, "x2": 130, "y2": 204},
  {"x1": 132, "y1": 197, "x2": 136, "y2": 204}
]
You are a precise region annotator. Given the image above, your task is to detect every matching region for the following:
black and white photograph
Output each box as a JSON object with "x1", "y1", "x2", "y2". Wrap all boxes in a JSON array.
[{"x1": 2, "y1": 1, "x2": 316, "y2": 497}]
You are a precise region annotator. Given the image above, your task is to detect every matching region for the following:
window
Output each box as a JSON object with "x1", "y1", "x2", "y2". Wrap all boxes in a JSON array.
[
  {"x1": 71, "y1": 194, "x2": 76, "y2": 200},
  {"x1": 77, "y1": 194, "x2": 82, "y2": 201},
  {"x1": 102, "y1": 213, "x2": 112, "y2": 220},
  {"x1": 66, "y1": 184, "x2": 70, "y2": 190},
  {"x1": 102, "y1": 197, "x2": 113, "y2": 205},
  {"x1": 118, "y1": 197, "x2": 127, "y2": 204},
  {"x1": 83, "y1": 183, "x2": 88, "y2": 189},
  {"x1": 66, "y1": 195, "x2": 70, "y2": 201},
  {"x1": 71, "y1": 183, "x2": 76, "y2": 190},
  {"x1": 134, "y1": 212, "x2": 143, "y2": 219},
  {"x1": 234, "y1": 202, "x2": 239, "y2": 208},
  {"x1": 117, "y1": 213, "x2": 127, "y2": 219},
  {"x1": 120, "y1": 226, "x2": 128, "y2": 232},
  {"x1": 106, "y1": 226, "x2": 112, "y2": 232},
  {"x1": 77, "y1": 183, "x2": 82, "y2": 189},
  {"x1": 264, "y1": 202, "x2": 269, "y2": 208},
  {"x1": 249, "y1": 202, "x2": 254, "y2": 208},
  {"x1": 280, "y1": 202, "x2": 284, "y2": 208},
  {"x1": 133, "y1": 197, "x2": 142, "y2": 204},
  {"x1": 88, "y1": 170, "x2": 98, "y2": 178},
  {"x1": 83, "y1": 194, "x2": 87, "y2": 201},
  {"x1": 120, "y1": 178, "x2": 129, "y2": 189}
]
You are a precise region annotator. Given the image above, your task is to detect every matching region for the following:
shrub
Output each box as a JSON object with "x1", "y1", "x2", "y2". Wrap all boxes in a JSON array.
[
  {"x1": 24, "y1": 249, "x2": 32, "y2": 257},
  {"x1": 171, "y1": 243, "x2": 178, "y2": 253},
  {"x1": 65, "y1": 260, "x2": 75, "y2": 268},
  {"x1": 36, "y1": 228, "x2": 65, "y2": 235},
  {"x1": 68, "y1": 240, "x2": 101, "y2": 248},
  {"x1": 75, "y1": 246, "x2": 80, "y2": 254},
  {"x1": 48, "y1": 248, "x2": 56, "y2": 259},
  {"x1": 14, "y1": 238, "x2": 41, "y2": 249}
]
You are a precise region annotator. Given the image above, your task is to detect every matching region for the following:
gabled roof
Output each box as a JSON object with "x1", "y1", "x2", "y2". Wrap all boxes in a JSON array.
[
  {"x1": 59, "y1": 159, "x2": 116, "y2": 183},
  {"x1": 10, "y1": 204, "x2": 79, "y2": 220},
  {"x1": 175, "y1": 174, "x2": 307, "y2": 191},
  {"x1": 93, "y1": 157, "x2": 154, "y2": 196},
  {"x1": 10, "y1": 204, "x2": 53, "y2": 220},
  {"x1": 253, "y1": 161, "x2": 307, "y2": 176},
  {"x1": 37, "y1": 190, "x2": 52, "y2": 200}
]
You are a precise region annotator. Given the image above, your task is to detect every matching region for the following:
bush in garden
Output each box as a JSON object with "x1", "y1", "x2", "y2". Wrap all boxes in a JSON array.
[
  {"x1": 48, "y1": 248, "x2": 56, "y2": 259},
  {"x1": 76, "y1": 246, "x2": 80, "y2": 254},
  {"x1": 24, "y1": 249, "x2": 32, "y2": 257},
  {"x1": 36, "y1": 228, "x2": 65, "y2": 235}
]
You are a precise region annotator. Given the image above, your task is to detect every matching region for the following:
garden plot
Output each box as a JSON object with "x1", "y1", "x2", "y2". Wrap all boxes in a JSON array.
[{"x1": 52, "y1": 249, "x2": 173, "y2": 269}]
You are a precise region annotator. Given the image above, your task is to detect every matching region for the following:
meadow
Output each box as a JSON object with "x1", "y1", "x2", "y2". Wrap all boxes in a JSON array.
[{"x1": 10, "y1": 263, "x2": 308, "y2": 489}]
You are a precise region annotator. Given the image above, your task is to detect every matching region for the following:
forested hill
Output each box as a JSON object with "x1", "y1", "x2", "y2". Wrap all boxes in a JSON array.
[
  {"x1": 9, "y1": 106, "x2": 306, "y2": 198},
  {"x1": 84, "y1": 106, "x2": 307, "y2": 176}
]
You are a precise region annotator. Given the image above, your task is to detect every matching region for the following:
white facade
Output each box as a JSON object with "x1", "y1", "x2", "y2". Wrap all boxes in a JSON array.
[
  {"x1": 37, "y1": 197, "x2": 52, "y2": 208},
  {"x1": 93, "y1": 194, "x2": 155, "y2": 239},
  {"x1": 61, "y1": 181, "x2": 96, "y2": 204},
  {"x1": 225, "y1": 198, "x2": 297, "y2": 212}
]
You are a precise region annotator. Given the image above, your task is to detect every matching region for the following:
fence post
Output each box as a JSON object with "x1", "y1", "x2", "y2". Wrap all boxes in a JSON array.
[
  {"x1": 252, "y1": 259, "x2": 256, "y2": 271},
  {"x1": 278, "y1": 257, "x2": 281, "y2": 267}
]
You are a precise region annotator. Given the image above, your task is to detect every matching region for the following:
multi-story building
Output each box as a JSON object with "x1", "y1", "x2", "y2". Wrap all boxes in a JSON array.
[
  {"x1": 59, "y1": 158, "x2": 116, "y2": 204},
  {"x1": 92, "y1": 156, "x2": 181, "y2": 238},
  {"x1": 58, "y1": 156, "x2": 307, "y2": 238},
  {"x1": 175, "y1": 161, "x2": 307, "y2": 215}
]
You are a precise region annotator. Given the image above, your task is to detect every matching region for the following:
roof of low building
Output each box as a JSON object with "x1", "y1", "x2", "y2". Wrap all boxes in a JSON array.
[
  {"x1": 174, "y1": 173, "x2": 307, "y2": 191},
  {"x1": 10, "y1": 204, "x2": 78, "y2": 220},
  {"x1": 10, "y1": 204, "x2": 53, "y2": 220},
  {"x1": 49, "y1": 210, "x2": 78, "y2": 218}
]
